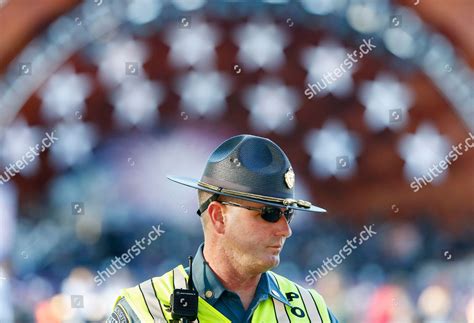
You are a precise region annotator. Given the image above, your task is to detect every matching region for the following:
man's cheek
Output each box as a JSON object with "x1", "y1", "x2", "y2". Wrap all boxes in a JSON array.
[{"x1": 242, "y1": 233, "x2": 259, "y2": 250}]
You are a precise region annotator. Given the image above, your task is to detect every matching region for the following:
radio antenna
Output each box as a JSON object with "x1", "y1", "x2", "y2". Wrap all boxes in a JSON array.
[{"x1": 188, "y1": 256, "x2": 195, "y2": 291}]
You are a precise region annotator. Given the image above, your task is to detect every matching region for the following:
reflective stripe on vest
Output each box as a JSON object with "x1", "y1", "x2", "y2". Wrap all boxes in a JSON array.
[
  {"x1": 296, "y1": 285, "x2": 322, "y2": 322},
  {"x1": 173, "y1": 267, "x2": 187, "y2": 290},
  {"x1": 269, "y1": 272, "x2": 330, "y2": 323},
  {"x1": 117, "y1": 285, "x2": 158, "y2": 322},
  {"x1": 308, "y1": 289, "x2": 331, "y2": 323},
  {"x1": 272, "y1": 296, "x2": 291, "y2": 322},
  {"x1": 118, "y1": 265, "x2": 330, "y2": 323},
  {"x1": 139, "y1": 279, "x2": 167, "y2": 322}
]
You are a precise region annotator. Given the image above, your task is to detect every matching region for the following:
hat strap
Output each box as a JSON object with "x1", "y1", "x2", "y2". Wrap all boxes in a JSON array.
[{"x1": 196, "y1": 193, "x2": 220, "y2": 217}]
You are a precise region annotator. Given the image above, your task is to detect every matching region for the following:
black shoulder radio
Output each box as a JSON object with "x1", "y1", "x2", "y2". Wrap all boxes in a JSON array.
[{"x1": 169, "y1": 256, "x2": 199, "y2": 322}]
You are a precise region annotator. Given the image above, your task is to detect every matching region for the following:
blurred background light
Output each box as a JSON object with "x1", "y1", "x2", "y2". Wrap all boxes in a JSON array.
[
  {"x1": 418, "y1": 285, "x2": 451, "y2": 319},
  {"x1": 300, "y1": 0, "x2": 346, "y2": 15},
  {"x1": 398, "y1": 122, "x2": 452, "y2": 183},
  {"x1": 95, "y1": 37, "x2": 150, "y2": 88},
  {"x1": 165, "y1": 21, "x2": 220, "y2": 69},
  {"x1": 383, "y1": 8, "x2": 425, "y2": 59},
  {"x1": 171, "y1": 0, "x2": 207, "y2": 11},
  {"x1": 39, "y1": 65, "x2": 92, "y2": 122},
  {"x1": 358, "y1": 73, "x2": 413, "y2": 132},
  {"x1": 49, "y1": 122, "x2": 98, "y2": 169},
  {"x1": 234, "y1": 21, "x2": 289, "y2": 71},
  {"x1": 126, "y1": 0, "x2": 163, "y2": 25},
  {"x1": 0, "y1": 118, "x2": 42, "y2": 177},
  {"x1": 301, "y1": 40, "x2": 356, "y2": 98},
  {"x1": 110, "y1": 78, "x2": 165, "y2": 128},
  {"x1": 466, "y1": 297, "x2": 474, "y2": 323},
  {"x1": 263, "y1": 0, "x2": 289, "y2": 3},
  {"x1": 243, "y1": 78, "x2": 300, "y2": 134},
  {"x1": 176, "y1": 70, "x2": 232, "y2": 119},
  {"x1": 304, "y1": 119, "x2": 361, "y2": 179},
  {"x1": 0, "y1": 184, "x2": 16, "y2": 260},
  {"x1": 346, "y1": 2, "x2": 387, "y2": 34},
  {"x1": 384, "y1": 28, "x2": 417, "y2": 59}
]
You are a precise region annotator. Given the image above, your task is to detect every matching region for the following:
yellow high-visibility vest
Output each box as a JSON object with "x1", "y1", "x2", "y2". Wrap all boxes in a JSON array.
[{"x1": 111, "y1": 265, "x2": 331, "y2": 322}]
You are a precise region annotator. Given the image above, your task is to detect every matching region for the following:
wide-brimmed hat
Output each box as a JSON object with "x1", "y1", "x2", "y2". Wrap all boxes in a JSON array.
[{"x1": 167, "y1": 134, "x2": 326, "y2": 214}]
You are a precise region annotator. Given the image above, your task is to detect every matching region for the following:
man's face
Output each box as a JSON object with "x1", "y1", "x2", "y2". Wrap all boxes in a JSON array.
[{"x1": 217, "y1": 197, "x2": 293, "y2": 274}]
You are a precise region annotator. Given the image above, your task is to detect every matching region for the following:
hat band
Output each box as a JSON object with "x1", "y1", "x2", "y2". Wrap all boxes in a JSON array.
[{"x1": 197, "y1": 181, "x2": 312, "y2": 208}]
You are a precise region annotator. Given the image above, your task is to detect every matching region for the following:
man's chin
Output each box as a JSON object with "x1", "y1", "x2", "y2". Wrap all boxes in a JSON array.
[
  {"x1": 263, "y1": 254, "x2": 280, "y2": 271},
  {"x1": 250, "y1": 252, "x2": 280, "y2": 272}
]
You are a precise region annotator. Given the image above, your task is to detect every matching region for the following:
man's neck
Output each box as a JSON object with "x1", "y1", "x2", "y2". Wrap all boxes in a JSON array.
[{"x1": 202, "y1": 244, "x2": 260, "y2": 309}]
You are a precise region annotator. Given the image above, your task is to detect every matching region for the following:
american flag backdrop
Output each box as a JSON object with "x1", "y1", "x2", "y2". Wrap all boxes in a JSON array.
[{"x1": 0, "y1": 0, "x2": 473, "y2": 322}]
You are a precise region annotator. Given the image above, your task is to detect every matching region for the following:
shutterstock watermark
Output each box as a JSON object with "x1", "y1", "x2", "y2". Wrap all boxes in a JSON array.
[
  {"x1": 410, "y1": 132, "x2": 474, "y2": 193},
  {"x1": 304, "y1": 38, "x2": 376, "y2": 100},
  {"x1": 0, "y1": 130, "x2": 59, "y2": 185},
  {"x1": 94, "y1": 224, "x2": 165, "y2": 286},
  {"x1": 305, "y1": 224, "x2": 377, "y2": 285}
]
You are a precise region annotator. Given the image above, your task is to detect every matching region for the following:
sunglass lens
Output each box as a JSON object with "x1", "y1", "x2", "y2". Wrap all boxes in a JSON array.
[
  {"x1": 261, "y1": 207, "x2": 294, "y2": 223},
  {"x1": 284, "y1": 209, "x2": 294, "y2": 223},
  {"x1": 261, "y1": 207, "x2": 281, "y2": 223}
]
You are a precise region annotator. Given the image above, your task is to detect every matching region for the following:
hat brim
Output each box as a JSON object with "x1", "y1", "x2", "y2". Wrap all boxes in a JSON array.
[{"x1": 167, "y1": 175, "x2": 327, "y2": 213}]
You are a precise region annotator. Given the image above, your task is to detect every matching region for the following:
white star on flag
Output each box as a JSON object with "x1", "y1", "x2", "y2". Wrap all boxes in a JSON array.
[
  {"x1": 234, "y1": 21, "x2": 289, "y2": 71},
  {"x1": 49, "y1": 122, "x2": 97, "y2": 169},
  {"x1": 95, "y1": 37, "x2": 149, "y2": 88},
  {"x1": 39, "y1": 65, "x2": 92, "y2": 121},
  {"x1": 301, "y1": 40, "x2": 356, "y2": 98},
  {"x1": 0, "y1": 119, "x2": 42, "y2": 177},
  {"x1": 165, "y1": 21, "x2": 220, "y2": 69},
  {"x1": 243, "y1": 78, "x2": 300, "y2": 134},
  {"x1": 304, "y1": 119, "x2": 361, "y2": 180},
  {"x1": 358, "y1": 73, "x2": 414, "y2": 132},
  {"x1": 176, "y1": 70, "x2": 231, "y2": 119},
  {"x1": 110, "y1": 78, "x2": 164, "y2": 128},
  {"x1": 398, "y1": 122, "x2": 451, "y2": 183}
]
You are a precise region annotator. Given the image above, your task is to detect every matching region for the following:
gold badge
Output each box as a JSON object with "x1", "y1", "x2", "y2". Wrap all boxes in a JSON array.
[{"x1": 284, "y1": 167, "x2": 295, "y2": 189}]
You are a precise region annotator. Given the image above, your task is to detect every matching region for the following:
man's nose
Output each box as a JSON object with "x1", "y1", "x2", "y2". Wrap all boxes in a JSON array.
[{"x1": 276, "y1": 214, "x2": 292, "y2": 238}]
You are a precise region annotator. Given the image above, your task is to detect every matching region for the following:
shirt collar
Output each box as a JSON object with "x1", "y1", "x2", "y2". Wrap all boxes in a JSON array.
[
  {"x1": 191, "y1": 243, "x2": 226, "y2": 304},
  {"x1": 189, "y1": 243, "x2": 292, "y2": 307},
  {"x1": 265, "y1": 271, "x2": 292, "y2": 307}
]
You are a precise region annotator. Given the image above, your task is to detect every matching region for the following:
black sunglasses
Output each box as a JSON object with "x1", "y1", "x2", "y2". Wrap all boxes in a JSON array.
[{"x1": 219, "y1": 201, "x2": 294, "y2": 224}]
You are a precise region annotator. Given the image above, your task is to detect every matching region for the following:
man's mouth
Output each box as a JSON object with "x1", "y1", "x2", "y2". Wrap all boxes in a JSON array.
[{"x1": 268, "y1": 245, "x2": 282, "y2": 249}]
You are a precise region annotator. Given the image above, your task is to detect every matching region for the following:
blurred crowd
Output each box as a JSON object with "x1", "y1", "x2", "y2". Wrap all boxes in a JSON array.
[{"x1": 1, "y1": 205, "x2": 472, "y2": 322}]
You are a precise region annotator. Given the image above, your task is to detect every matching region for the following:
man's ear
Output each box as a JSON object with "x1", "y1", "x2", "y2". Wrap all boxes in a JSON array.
[{"x1": 207, "y1": 201, "x2": 226, "y2": 234}]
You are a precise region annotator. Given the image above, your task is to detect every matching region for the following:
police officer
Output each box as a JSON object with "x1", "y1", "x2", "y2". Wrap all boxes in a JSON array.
[{"x1": 108, "y1": 134, "x2": 339, "y2": 322}]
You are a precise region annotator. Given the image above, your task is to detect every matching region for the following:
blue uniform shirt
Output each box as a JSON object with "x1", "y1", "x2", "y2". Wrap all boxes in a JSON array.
[{"x1": 186, "y1": 243, "x2": 339, "y2": 323}]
